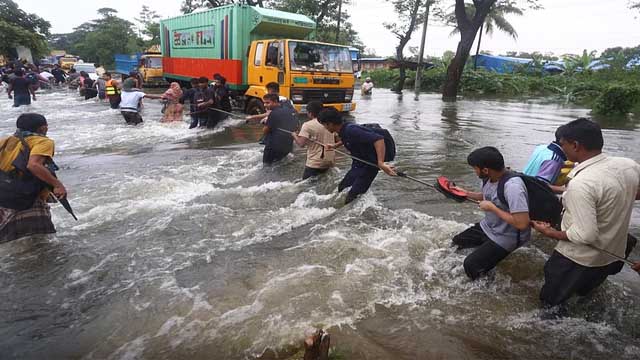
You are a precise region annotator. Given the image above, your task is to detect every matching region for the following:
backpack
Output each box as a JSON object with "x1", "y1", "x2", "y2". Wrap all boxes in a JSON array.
[
  {"x1": 360, "y1": 123, "x2": 396, "y2": 162},
  {"x1": 497, "y1": 172, "x2": 563, "y2": 228},
  {"x1": 0, "y1": 136, "x2": 57, "y2": 211}
]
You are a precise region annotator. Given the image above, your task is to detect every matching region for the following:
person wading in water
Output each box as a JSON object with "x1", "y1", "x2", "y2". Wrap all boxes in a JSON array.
[{"x1": 0, "y1": 114, "x2": 67, "y2": 243}]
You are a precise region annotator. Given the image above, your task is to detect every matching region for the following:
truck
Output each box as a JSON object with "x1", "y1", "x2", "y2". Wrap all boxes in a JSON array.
[
  {"x1": 159, "y1": 4, "x2": 356, "y2": 114},
  {"x1": 114, "y1": 46, "x2": 166, "y2": 87}
]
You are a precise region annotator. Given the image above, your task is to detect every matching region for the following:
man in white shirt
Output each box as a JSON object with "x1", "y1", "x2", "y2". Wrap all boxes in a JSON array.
[
  {"x1": 119, "y1": 78, "x2": 162, "y2": 125},
  {"x1": 292, "y1": 100, "x2": 336, "y2": 179},
  {"x1": 532, "y1": 118, "x2": 640, "y2": 307}
]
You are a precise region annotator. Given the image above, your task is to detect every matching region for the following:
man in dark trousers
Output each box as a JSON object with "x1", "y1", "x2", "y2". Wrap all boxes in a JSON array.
[
  {"x1": 7, "y1": 69, "x2": 36, "y2": 107},
  {"x1": 317, "y1": 108, "x2": 396, "y2": 204},
  {"x1": 261, "y1": 93, "x2": 297, "y2": 164},
  {"x1": 532, "y1": 118, "x2": 640, "y2": 308}
]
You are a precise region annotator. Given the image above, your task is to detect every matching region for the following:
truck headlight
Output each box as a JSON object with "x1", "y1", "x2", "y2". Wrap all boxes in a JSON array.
[
  {"x1": 345, "y1": 94, "x2": 352, "y2": 101},
  {"x1": 292, "y1": 94, "x2": 304, "y2": 102}
]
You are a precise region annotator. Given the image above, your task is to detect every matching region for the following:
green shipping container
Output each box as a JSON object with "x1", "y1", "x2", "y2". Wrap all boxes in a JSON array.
[{"x1": 160, "y1": 4, "x2": 316, "y2": 90}]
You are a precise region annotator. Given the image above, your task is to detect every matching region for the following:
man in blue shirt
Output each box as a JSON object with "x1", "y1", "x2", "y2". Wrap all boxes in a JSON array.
[{"x1": 318, "y1": 108, "x2": 396, "y2": 204}]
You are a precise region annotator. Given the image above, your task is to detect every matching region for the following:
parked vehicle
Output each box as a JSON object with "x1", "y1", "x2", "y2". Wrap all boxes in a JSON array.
[
  {"x1": 114, "y1": 46, "x2": 166, "y2": 87},
  {"x1": 159, "y1": 4, "x2": 356, "y2": 113},
  {"x1": 59, "y1": 56, "x2": 78, "y2": 70},
  {"x1": 73, "y1": 63, "x2": 98, "y2": 81}
]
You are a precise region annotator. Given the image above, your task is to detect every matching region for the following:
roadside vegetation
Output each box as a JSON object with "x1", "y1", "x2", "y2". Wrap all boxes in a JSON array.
[{"x1": 363, "y1": 46, "x2": 640, "y2": 116}]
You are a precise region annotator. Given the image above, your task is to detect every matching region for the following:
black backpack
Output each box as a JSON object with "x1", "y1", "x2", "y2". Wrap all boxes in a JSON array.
[
  {"x1": 0, "y1": 136, "x2": 57, "y2": 211},
  {"x1": 497, "y1": 172, "x2": 563, "y2": 228},
  {"x1": 360, "y1": 123, "x2": 396, "y2": 162}
]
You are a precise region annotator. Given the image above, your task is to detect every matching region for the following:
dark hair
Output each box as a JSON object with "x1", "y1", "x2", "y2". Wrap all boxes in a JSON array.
[
  {"x1": 80, "y1": 71, "x2": 89, "y2": 77},
  {"x1": 317, "y1": 108, "x2": 343, "y2": 125},
  {"x1": 554, "y1": 124, "x2": 565, "y2": 143},
  {"x1": 190, "y1": 78, "x2": 199, "y2": 84},
  {"x1": 95, "y1": 63, "x2": 100, "y2": 67},
  {"x1": 17, "y1": 113, "x2": 47, "y2": 132},
  {"x1": 266, "y1": 82, "x2": 279, "y2": 93},
  {"x1": 69, "y1": 68, "x2": 76, "y2": 73},
  {"x1": 467, "y1": 146, "x2": 505, "y2": 171},
  {"x1": 198, "y1": 76, "x2": 209, "y2": 83},
  {"x1": 263, "y1": 93, "x2": 279, "y2": 102},
  {"x1": 306, "y1": 101, "x2": 323, "y2": 117},
  {"x1": 14, "y1": 69, "x2": 24, "y2": 77},
  {"x1": 213, "y1": 73, "x2": 222, "y2": 80},
  {"x1": 556, "y1": 118, "x2": 603, "y2": 151},
  {"x1": 104, "y1": 72, "x2": 111, "y2": 77}
]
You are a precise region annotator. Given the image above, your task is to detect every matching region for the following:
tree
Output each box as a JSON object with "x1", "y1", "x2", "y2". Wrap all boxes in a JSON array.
[
  {"x1": 136, "y1": 5, "x2": 161, "y2": 46},
  {"x1": 268, "y1": 0, "x2": 362, "y2": 46},
  {"x1": 631, "y1": 1, "x2": 640, "y2": 11},
  {"x1": 61, "y1": 8, "x2": 142, "y2": 67},
  {"x1": 442, "y1": 0, "x2": 540, "y2": 101},
  {"x1": 180, "y1": 0, "x2": 263, "y2": 14},
  {"x1": 0, "y1": 0, "x2": 51, "y2": 59},
  {"x1": 384, "y1": 0, "x2": 428, "y2": 92},
  {"x1": 447, "y1": 2, "x2": 522, "y2": 69},
  {"x1": 563, "y1": 49, "x2": 598, "y2": 74}
]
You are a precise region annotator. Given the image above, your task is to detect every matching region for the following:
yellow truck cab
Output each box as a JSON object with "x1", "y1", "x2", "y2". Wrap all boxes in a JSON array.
[
  {"x1": 59, "y1": 56, "x2": 78, "y2": 70},
  {"x1": 245, "y1": 39, "x2": 355, "y2": 114},
  {"x1": 160, "y1": 4, "x2": 356, "y2": 114},
  {"x1": 139, "y1": 53, "x2": 165, "y2": 86}
]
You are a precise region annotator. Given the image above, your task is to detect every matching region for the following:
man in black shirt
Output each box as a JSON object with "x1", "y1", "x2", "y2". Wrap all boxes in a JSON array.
[
  {"x1": 262, "y1": 93, "x2": 298, "y2": 164},
  {"x1": 7, "y1": 70, "x2": 36, "y2": 107},
  {"x1": 179, "y1": 78, "x2": 201, "y2": 129}
]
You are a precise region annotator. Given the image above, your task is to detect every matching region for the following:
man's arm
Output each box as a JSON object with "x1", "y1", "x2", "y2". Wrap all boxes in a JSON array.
[
  {"x1": 7, "y1": 82, "x2": 13, "y2": 97},
  {"x1": 246, "y1": 112, "x2": 268, "y2": 122},
  {"x1": 292, "y1": 133, "x2": 309, "y2": 147},
  {"x1": 27, "y1": 155, "x2": 67, "y2": 198},
  {"x1": 480, "y1": 202, "x2": 531, "y2": 230},
  {"x1": 373, "y1": 138, "x2": 396, "y2": 176},
  {"x1": 143, "y1": 93, "x2": 162, "y2": 100}
]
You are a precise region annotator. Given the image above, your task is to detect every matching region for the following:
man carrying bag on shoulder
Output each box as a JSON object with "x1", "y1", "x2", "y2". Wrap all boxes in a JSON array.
[{"x1": 0, "y1": 113, "x2": 67, "y2": 243}]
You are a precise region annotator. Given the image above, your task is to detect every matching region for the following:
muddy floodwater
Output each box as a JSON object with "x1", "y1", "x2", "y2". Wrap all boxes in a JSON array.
[{"x1": 0, "y1": 87, "x2": 639, "y2": 360}]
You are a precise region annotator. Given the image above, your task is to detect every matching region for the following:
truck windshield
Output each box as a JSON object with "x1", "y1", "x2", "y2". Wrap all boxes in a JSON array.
[
  {"x1": 288, "y1": 41, "x2": 352, "y2": 73},
  {"x1": 145, "y1": 57, "x2": 162, "y2": 69}
]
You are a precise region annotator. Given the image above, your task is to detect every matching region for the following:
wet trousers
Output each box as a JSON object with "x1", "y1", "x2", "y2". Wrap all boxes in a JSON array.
[
  {"x1": 338, "y1": 166, "x2": 379, "y2": 204},
  {"x1": 452, "y1": 223, "x2": 510, "y2": 280},
  {"x1": 540, "y1": 250, "x2": 623, "y2": 307}
]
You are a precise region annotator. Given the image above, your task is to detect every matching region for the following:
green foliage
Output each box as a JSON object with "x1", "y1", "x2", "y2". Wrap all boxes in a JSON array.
[
  {"x1": 592, "y1": 85, "x2": 640, "y2": 115},
  {"x1": 55, "y1": 8, "x2": 142, "y2": 67},
  {"x1": 0, "y1": 0, "x2": 51, "y2": 59},
  {"x1": 136, "y1": 5, "x2": 161, "y2": 47},
  {"x1": 268, "y1": 0, "x2": 363, "y2": 47}
]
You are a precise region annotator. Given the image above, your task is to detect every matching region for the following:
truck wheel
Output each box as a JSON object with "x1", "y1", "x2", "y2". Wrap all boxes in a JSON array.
[{"x1": 246, "y1": 98, "x2": 265, "y2": 115}]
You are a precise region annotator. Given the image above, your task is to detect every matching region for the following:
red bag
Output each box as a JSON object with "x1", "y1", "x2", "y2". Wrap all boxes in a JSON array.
[{"x1": 435, "y1": 176, "x2": 468, "y2": 202}]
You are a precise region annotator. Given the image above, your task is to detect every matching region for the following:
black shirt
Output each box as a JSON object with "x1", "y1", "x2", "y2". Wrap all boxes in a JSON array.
[
  {"x1": 265, "y1": 106, "x2": 297, "y2": 153},
  {"x1": 338, "y1": 123, "x2": 384, "y2": 169},
  {"x1": 10, "y1": 77, "x2": 31, "y2": 96}
]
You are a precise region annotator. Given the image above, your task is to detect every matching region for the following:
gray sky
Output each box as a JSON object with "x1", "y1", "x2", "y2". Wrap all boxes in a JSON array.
[{"x1": 17, "y1": 0, "x2": 640, "y2": 57}]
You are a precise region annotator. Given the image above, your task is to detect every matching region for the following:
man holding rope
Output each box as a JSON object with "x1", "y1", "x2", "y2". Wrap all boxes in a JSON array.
[
  {"x1": 262, "y1": 93, "x2": 297, "y2": 164},
  {"x1": 291, "y1": 101, "x2": 336, "y2": 179},
  {"x1": 532, "y1": 118, "x2": 640, "y2": 307},
  {"x1": 317, "y1": 108, "x2": 396, "y2": 204}
]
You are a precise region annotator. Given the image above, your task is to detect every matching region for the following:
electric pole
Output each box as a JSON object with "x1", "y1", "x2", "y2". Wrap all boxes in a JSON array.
[{"x1": 414, "y1": 0, "x2": 432, "y2": 98}]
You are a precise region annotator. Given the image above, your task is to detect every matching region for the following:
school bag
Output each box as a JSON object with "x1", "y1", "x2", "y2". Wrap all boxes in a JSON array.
[
  {"x1": 0, "y1": 136, "x2": 57, "y2": 210},
  {"x1": 496, "y1": 172, "x2": 563, "y2": 228},
  {"x1": 360, "y1": 123, "x2": 396, "y2": 162}
]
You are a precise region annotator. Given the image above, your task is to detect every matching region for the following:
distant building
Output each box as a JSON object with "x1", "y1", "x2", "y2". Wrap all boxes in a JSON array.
[{"x1": 360, "y1": 57, "x2": 394, "y2": 71}]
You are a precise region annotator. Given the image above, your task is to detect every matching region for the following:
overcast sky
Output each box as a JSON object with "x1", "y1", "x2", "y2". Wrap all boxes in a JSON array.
[{"x1": 16, "y1": 0, "x2": 640, "y2": 57}]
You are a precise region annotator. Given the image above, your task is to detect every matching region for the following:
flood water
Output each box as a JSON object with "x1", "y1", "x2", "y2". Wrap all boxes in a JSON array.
[{"x1": 0, "y1": 87, "x2": 639, "y2": 360}]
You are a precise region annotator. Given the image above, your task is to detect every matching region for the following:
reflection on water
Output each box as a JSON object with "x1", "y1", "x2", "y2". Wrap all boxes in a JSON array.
[{"x1": 0, "y1": 88, "x2": 639, "y2": 359}]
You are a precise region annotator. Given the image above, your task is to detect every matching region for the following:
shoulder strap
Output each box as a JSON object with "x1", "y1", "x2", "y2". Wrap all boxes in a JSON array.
[{"x1": 497, "y1": 171, "x2": 519, "y2": 207}]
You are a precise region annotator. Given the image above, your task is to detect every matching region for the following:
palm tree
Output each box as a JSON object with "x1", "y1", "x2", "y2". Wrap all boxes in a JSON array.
[
  {"x1": 447, "y1": 2, "x2": 523, "y2": 69},
  {"x1": 563, "y1": 49, "x2": 598, "y2": 73}
]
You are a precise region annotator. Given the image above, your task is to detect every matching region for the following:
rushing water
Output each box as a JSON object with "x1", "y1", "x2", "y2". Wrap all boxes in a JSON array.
[{"x1": 0, "y1": 87, "x2": 639, "y2": 360}]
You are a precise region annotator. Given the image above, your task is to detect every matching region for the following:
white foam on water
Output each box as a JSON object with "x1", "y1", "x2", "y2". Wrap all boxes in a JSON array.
[{"x1": 106, "y1": 335, "x2": 149, "y2": 360}]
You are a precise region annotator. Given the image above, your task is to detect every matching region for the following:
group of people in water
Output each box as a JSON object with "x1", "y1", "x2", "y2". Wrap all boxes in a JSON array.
[
  {"x1": 1, "y1": 60, "x2": 234, "y2": 128},
  {"x1": 1, "y1": 59, "x2": 639, "y2": 314}
]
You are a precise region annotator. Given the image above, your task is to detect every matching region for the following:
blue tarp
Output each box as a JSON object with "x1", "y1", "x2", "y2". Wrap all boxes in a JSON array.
[
  {"x1": 627, "y1": 57, "x2": 640, "y2": 69},
  {"x1": 471, "y1": 54, "x2": 532, "y2": 73}
]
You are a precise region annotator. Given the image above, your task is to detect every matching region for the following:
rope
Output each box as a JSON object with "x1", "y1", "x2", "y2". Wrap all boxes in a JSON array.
[{"x1": 275, "y1": 127, "x2": 479, "y2": 204}]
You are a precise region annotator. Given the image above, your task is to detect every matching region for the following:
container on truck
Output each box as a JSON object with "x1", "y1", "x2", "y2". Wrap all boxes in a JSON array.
[{"x1": 159, "y1": 4, "x2": 356, "y2": 114}]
